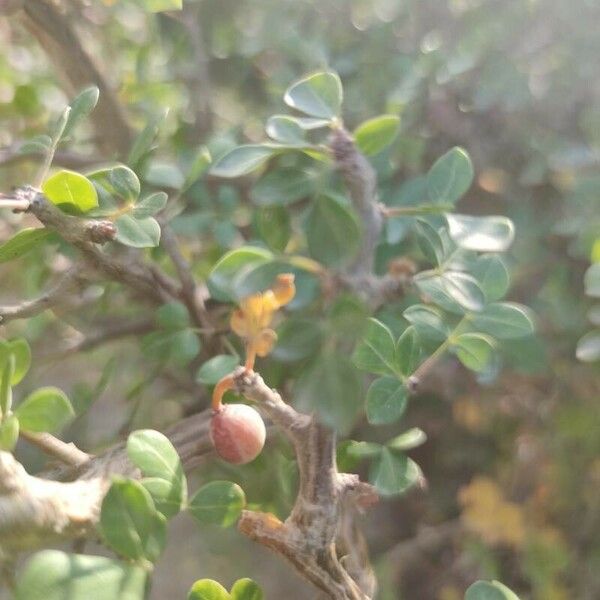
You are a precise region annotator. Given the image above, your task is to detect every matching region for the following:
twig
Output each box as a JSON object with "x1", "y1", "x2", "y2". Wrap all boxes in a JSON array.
[
  {"x1": 0, "y1": 266, "x2": 84, "y2": 325},
  {"x1": 61, "y1": 317, "x2": 155, "y2": 354},
  {"x1": 160, "y1": 224, "x2": 210, "y2": 330},
  {"x1": 17, "y1": 0, "x2": 133, "y2": 156},
  {"x1": 19, "y1": 430, "x2": 91, "y2": 467}
]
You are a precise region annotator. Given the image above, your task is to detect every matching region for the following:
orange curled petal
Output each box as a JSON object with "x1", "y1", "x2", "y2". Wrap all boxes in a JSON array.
[
  {"x1": 230, "y1": 308, "x2": 250, "y2": 338},
  {"x1": 272, "y1": 273, "x2": 295, "y2": 307},
  {"x1": 254, "y1": 328, "x2": 277, "y2": 357}
]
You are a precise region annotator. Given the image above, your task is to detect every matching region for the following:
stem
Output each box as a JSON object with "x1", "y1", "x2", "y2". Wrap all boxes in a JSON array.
[
  {"x1": 34, "y1": 107, "x2": 71, "y2": 187},
  {"x1": 19, "y1": 430, "x2": 90, "y2": 467},
  {"x1": 211, "y1": 374, "x2": 235, "y2": 412}
]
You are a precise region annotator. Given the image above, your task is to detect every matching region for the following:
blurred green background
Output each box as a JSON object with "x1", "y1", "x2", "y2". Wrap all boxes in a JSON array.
[{"x1": 1, "y1": 1, "x2": 599, "y2": 599}]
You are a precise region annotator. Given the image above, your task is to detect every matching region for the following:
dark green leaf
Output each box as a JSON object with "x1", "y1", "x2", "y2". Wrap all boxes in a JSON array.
[
  {"x1": 415, "y1": 220, "x2": 446, "y2": 266},
  {"x1": 366, "y1": 377, "x2": 408, "y2": 425},
  {"x1": 272, "y1": 318, "x2": 322, "y2": 362},
  {"x1": 63, "y1": 86, "x2": 99, "y2": 138},
  {"x1": 211, "y1": 145, "x2": 276, "y2": 178},
  {"x1": 254, "y1": 206, "x2": 291, "y2": 252},
  {"x1": 15, "y1": 551, "x2": 147, "y2": 600},
  {"x1": 251, "y1": 168, "x2": 315, "y2": 206},
  {"x1": 100, "y1": 478, "x2": 166, "y2": 563},
  {"x1": 196, "y1": 355, "x2": 240, "y2": 385},
  {"x1": 427, "y1": 147, "x2": 474, "y2": 204},
  {"x1": 305, "y1": 195, "x2": 361, "y2": 267},
  {"x1": 352, "y1": 318, "x2": 399, "y2": 376},
  {"x1": 369, "y1": 448, "x2": 422, "y2": 496},
  {"x1": 109, "y1": 166, "x2": 141, "y2": 201},
  {"x1": 472, "y1": 254, "x2": 510, "y2": 302},
  {"x1": 403, "y1": 305, "x2": 449, "y2": 341},
  {"x1": 395, "y1": 326, "x2": 423, "y2": 376},
  {"x1": 156, "y1": 301, "x2": 190, "y2": 330},
  {"x1": 469, "y1": 303, "x2": 534, "y2": 339},
  {"x1": 266, "y1": 116, "x2": 306, "y2": 144},
  {"x1": 0, "y1": 413, "x2": 19, "y2": 451},
  {"x1": 0, "y1": 228, "x2": 52, "y2": 264},
  {"x1": 452, "y1": 333, "x2": 495, "y2": 372},
  {"x1": 132, "y1": 192, "x2": 168, "y2": 219},
  {"x1": 115, "y1": 214, "x2": 161, "y2": 248},
  {"x1": 346, "y1": 440, "x2": 382, "y2": 459},
  {"x1": 15, "y1": 387, "x2": 74, "y2": 433},
  {"x1": 189, "y1": 481, "x2": 246, "y2": 527},
  {"x1": 144, "y1": 161, "x2": 184, "y2": 189}
]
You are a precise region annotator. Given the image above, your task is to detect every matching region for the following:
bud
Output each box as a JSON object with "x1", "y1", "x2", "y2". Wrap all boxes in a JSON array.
[{"x1": 210, "y1": 404, "x2": 266, "y2": 465}]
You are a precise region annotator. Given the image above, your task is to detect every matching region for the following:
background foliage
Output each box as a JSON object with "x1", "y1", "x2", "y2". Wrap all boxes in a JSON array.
[{"x1": 0, "y1": 1, "x2": 599, "y2": 599}]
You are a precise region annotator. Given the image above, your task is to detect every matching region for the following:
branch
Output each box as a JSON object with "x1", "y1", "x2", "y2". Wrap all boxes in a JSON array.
[
  {"x1": 329, "y1": 127, "x2": 383, "y2": 277},
  {"x1": 0, "y1": 266, "x2": 85, "y2": 325},
  {"x1": 232, "y1": 368, "x2": 376, "y2": 600},
  {"x1": 9, "y1": 187, "x2": 179, "y2": 304},
  {"x1": 0, "y1": 411, "x2": 214, "y2": 551},
  {"x1": 16, "y1": 0, "x2": 132, "y2": 156},
  {"x1": 19, "y1": 430, "x2": 90, "y2": 467}
]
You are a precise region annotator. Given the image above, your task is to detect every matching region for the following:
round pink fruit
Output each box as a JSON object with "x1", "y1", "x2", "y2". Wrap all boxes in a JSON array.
[{"x1": 210, "y1": 403, "x2": 266, "y2": 464}]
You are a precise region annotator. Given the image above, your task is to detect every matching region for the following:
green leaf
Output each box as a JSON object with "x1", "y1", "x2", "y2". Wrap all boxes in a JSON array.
[
  {"x1": 196, "y1": 355, "x2": 240, "y2": 385},
  {"x1": 403, "y1": 305, "x2": 449, "y2": 342},
  {"x1": 584, "y1": 263, "x2": 600, "y2": 298},
  {"x1": 415, "y1": 271, "x2": 485, "y2": 313},
  {"x1": 100, "y1": 478, "x2": 166, "y2": 563},
  {"x1": 576, "y1": 330, "x2": 600, "y2": 362},
  {"x1": 132, "y1": 192, "x2": 168, "y2": 219},
  {"x1": 187, "y1": 580, "x2": 230, "y2": 600},
  {"x1": 369, "y1": 448, "x2": 422, "y2": 496},
  {"x1": 415, "y1": 220, "x2": 446, "y2": 266},
  {"x1": 427, "y1": 147, "x2": 474, "y2": 204},
  {"x1": 251, "y1": 168, "x2": 316, "y2": 206},
  {"x1": 50, "y1": 107, "x2": 71, "y2": 142},
  {"x1": 156, "y1": 301, "x2": 190, "y2": 330},
  {"x1": 6, "y1": 338, "x2": 32, "y2": 385},
  {"x1": 63, "y1": 86, "x2": 99, "y2": 138},
  {"x1": 0, "y1": 413, "x2": 19, "y2": 451},
  {"x1": 15, "y1": 387, "x2": 74, "y2": 433},
  {"x1": 451, "y1": 333, "x2": 495, "y2": 372},
  {"x1": 19, "y1": 135, "x2": 52, "y2": 155},
  {"x1": 254, "y1": 206, "x2": 291, "y2": 252},
  {"x1": 272, "y1": 318, "x2": 323, "y2": 363},
  {"x1": 465, "y1": 580, "x2": 520, "y2": 600},
  {"x1": 265, "y1": 115, "x2": 306, "y2": 144},
  {"x1": 145, "y1": 161, "x2": 185, "y2": 189},
  {"x1": 109, "y1": 165, "x2": 141, "y2": 201},
  {"x1": 128, "y1": 110, "x2": 166, "y2": 166},
  {"x1": 353, "y1": 318, "x2": 399, "y2": 376},
  {"x1": 295, "y1": 353, "x2": 363, "y2": 434},
  {"x1": 42, "y1": 170, "x2": 98, "y2": 213},
  {"x1": 472, "y1": 254, "x2": 510, "y2": 302},
  {"x1": 346, "y1": 440, "x2": 382, "y2": 459},
  {"x1": 284, "y1": 71, "x2": 343, "y2": 119},
  {"x1": 387, "y1": 428, "x2": 427, "y2": 451},
  {"x1": 128, "y1": 429, "x2": 186, "y2": 518},
  {"x1": 469, "y1": 302, "x2": 534, "y2": 339},
  {"x1": 115, "y1": 214, "x2": 161, "y2": 248},
  {"x1": 0, "y1": 228, "x2": 52, "y2": 264},
  {"x1": 141, "y1": 329, "x2": 200, "y2": 367},
  {"x1": 366, "y1": 377, "x2": 408, "y2": 425},
  {"x1": 305, "y1": 195, "x2": 361, "y2": 267},
  {"x1": 139, "y1": 0, "x2": 183, "y2": 12},
  {"x1": 207, "y1": 246, "x2": 274, "y2": 302},
  {"x1": 211, "y1": 145, "x2": 277, "y2": 178},
  {"x1": 446, "y1": 214, "x2": 515, "y2": 252},
  {"x1": 230, "y1": 578, "x2": 264, "y2": 600},
  {"x1": 354, "y1": 115, "x2": 400, "y2": 156},
  {"x1": 395, "y1": 326, "x2": 423, "y2": 376},
  {"x1": 189, "y1": 481, "x2": 246, "y2": 527},
  {"x1": 184, "y1": 146, "x2": 212, "y2": 191},
  {"x1": 15, "y1": 551, "x2": 147, "y2": 600}
]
